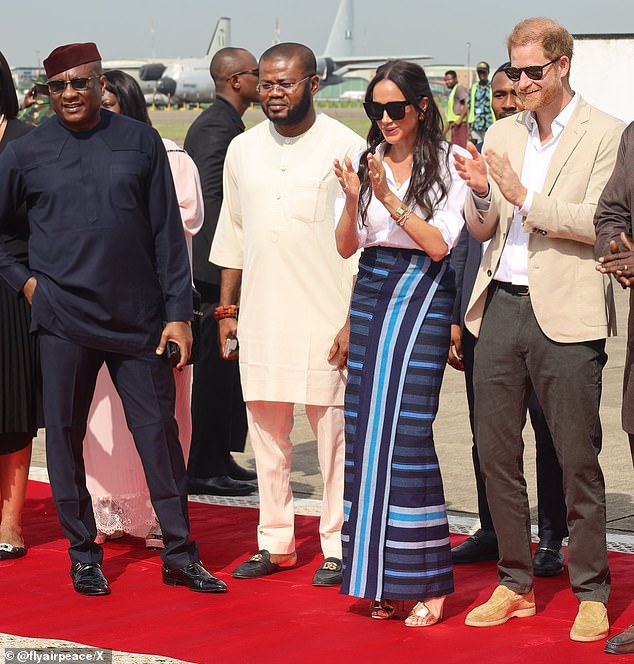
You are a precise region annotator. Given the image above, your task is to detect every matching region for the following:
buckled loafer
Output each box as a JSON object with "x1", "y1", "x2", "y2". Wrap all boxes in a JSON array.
[
  {"x1": 70, "y1": 562, "x2": 110, "y2": 596},
  {"x1": 451, "y1": 529, "x2": 499, "y2": 564},
  {"x1": 312, "y1": 557, "x2": 343, "y2": 587},
  {"x1": 227, "y1": 455, "x2": 257, "y2": 482},
  {"x1": 232, "y1": 549, "x2": 293, "y2": 579},
  {"x1": 533, "y1": 541, "x2": 564, "y2": 577},
  {"x1": 187, "y1": 475, "x2": 256, "y2": 497},
  {"x1": 0, "y1": 543, "x2": 26, "y2": 560},
  {"x1": 162, "y1": 561, "x2": 227, "y2": 593},
  {"x1": 605, "y1": 624, "x2": 634, "y2": 654}
]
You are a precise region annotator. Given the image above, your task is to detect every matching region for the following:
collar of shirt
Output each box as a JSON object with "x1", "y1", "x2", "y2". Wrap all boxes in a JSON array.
[
  {"x1": 523, "y1": 92, "x2": 578, "y2": 148},
  {"x1": 214, "y1": 95, "x2": 246, "y2": 132}
]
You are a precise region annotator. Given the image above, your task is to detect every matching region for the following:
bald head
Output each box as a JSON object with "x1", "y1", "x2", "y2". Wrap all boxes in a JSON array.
[
  {"x1": 259, "y1": 42, "x2": 317, "y2": 76},
  {"x1": 210, "y1": 47, "x2": 257, "y2": 90}
]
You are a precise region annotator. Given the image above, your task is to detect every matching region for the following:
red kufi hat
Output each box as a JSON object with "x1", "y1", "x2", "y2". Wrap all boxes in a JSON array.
[{"x1": 43, "y1": 42, "x2": 101, "y2": 78}]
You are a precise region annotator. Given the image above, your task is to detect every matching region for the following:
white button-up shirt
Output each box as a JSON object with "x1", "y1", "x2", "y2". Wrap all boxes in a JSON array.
[{"x1": 493, "y1": 94, "x2": 579, "y2": 284}]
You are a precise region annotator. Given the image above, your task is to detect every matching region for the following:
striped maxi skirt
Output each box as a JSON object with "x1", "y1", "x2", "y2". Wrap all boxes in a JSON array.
[{"x1": 341, "y1": 245, "x2": 455, "y2": 601}]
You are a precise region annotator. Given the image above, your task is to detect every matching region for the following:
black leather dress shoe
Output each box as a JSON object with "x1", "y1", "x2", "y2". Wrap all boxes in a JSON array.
[
  {"x1": 227, "y1": 455, "x2": 257, "y2": 482},
  {"x1": 70, "y1": 562, "x2": 110, "y2": 596},
  {"x1": 188, "y1": 475, "x2": 256, "y2": 496},
  {"x1": 451, "y1": 529, "x2": 499, "y2": 564},
  {"x1": 232, "y1": 549, "x2": 294, "y2": 578},
  {"x1": 605, "y1": 624, "x2": 634, "y2": 654},
  {"x1": 312, "y1": 557, "x2": 343, "y2": 587},
  {"x1": 533, "y1": 541, "x2": 564, "y2": 577},
  {"x1": 162, "y1": 561, "x2": 227, "y2": 593}
]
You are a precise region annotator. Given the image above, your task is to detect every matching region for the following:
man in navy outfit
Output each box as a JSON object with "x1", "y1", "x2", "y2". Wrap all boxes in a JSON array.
[{"x1": 0, "y1": 42, "x2": 226, "y2": 596}]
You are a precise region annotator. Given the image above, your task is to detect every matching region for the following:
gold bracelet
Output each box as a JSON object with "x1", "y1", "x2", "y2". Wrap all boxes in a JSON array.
[{"x1": 391, "y1": 204, "x2": 413, "y2": 226}]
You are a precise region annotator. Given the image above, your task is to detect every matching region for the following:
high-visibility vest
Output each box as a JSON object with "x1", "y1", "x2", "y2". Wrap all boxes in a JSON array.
[
  {"x1": 446, "y1": 85, "x2": 465, "y2": 122},
  {"x1": 468, "y1": 82, "x2": 495, "y2": 124}
]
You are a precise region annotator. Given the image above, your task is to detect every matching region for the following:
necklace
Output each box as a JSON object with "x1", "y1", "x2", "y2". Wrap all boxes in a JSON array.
[{"x1": 388, "y1": 155, "x2": 413, "y2": 189}]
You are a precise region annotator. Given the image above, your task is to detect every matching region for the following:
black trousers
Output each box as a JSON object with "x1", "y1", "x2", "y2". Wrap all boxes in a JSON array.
[
  {"x1": 39, "y1": 330, "x2": 199, "y2": 570},
  {"x1": 188, "y1": 282, "x2": 247, "y2": 478},
  {"x1": 462, "y1": 328, "x2": 568, "y2": 541},
  {"x1": 473, "y1": 285, "x2": 609, "y2": 602}
]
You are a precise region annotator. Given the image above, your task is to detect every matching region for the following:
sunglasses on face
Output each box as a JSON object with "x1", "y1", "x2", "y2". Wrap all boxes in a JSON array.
[
  {"x1": 363, "y1": 100, "x2": 411, "y2": 121},
  {"x1": 504, "y1": 57, "x2": 560, "y2": 82},
  {"x1": 47, "y1": 76, "x2": 100, "y2": 95}
]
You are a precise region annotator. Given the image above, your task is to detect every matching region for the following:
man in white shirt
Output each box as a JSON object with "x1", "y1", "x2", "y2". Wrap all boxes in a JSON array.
[
  {"x1": 210, "y1": 42, "x2": 364, "y2": 586},
  {"x1": 454, "y1": 17, "x2": 624, "y2": 641}
]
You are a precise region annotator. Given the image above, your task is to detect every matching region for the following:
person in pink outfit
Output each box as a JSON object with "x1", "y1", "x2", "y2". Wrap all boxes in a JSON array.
[{"x1": 83, "y1": 70, "x2": 203, "y2": 549}]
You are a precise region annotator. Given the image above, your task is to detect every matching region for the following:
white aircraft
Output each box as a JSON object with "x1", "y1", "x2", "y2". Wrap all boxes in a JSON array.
[
  {"x1": 154, "y1": 16, "x2": 230, "y2": 103},
  {"x1": 314, "y1": 0, "x2": 431, "y2": 85},
  {"x1": 153, "y1": 0, "x2": 431, "y2": 104}
]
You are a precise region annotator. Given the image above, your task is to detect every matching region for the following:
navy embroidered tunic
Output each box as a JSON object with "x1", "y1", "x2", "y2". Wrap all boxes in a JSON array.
[{"x1": 0, "y1": 111, "x2": 192, "y2": 354}]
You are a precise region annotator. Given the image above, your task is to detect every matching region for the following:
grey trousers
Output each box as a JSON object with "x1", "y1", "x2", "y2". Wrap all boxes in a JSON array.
[{"x1": 473, "y1": 284, "x2": 609, "y2": 602}]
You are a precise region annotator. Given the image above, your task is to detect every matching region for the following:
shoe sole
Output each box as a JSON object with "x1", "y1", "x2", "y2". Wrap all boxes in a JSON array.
[
  {"x1": 570, "y1": 629, "x2": 609, "y2": 643},
  {"x1": 74, "y1": 588, "x2": 110, "y2": 596},
  {"x1": 465, "y1": 606, "x2": 536, "y2": 627},
  {"x1": 533, "y1": 566, "x2": 564, "y2": 578},
  {"x1": 312, "y1": 578, "x2": 342, "y2": 587},
  {"x1": 162, "y1": 578, "x2": 227, "y2": 593},
  {"x1": 232, "y1": 567, "x2": 293, "y2": 579}
]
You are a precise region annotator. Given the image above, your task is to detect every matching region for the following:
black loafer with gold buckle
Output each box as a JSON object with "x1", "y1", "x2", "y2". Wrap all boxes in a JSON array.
[{"x1": 312, "y1": 557, "x2": 343, "y2": 587}]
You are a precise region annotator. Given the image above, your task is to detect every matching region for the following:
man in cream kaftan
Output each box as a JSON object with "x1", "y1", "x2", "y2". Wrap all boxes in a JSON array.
[{"x1": 210, "y1": 42, "x2": 364, "y2": 585}]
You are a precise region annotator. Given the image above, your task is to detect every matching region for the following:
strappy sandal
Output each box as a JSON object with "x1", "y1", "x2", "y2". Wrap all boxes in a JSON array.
[
  {"x1": 405, "y1": 600, "x2": 444, "y2": 627},
  {"x1": 371, "y1": 600, "x2": 396, "y2": 620}
]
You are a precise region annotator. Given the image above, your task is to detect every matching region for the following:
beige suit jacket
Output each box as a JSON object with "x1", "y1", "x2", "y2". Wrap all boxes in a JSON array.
[{"x1": 464, "y1": 96, "x2": 624, "y2": 343}]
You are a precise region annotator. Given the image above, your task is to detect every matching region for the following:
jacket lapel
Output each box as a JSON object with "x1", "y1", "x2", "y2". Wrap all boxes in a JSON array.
[{"x1": 542, "y1": 97, "x2": 589, "y2": 194}]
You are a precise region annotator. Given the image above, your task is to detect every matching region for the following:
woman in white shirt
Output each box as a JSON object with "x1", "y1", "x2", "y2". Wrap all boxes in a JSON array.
[{"x1": 334, "y1": 59, "x2": 467, "y2": 626}]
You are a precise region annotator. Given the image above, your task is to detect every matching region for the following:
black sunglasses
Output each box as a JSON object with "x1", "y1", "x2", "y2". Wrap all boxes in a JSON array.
[
  {"x1": 47, "y1": 76, "x2": 100, "y2": 95},
  {"x1": 504, "y1": 57, "x2": 560, "y2": 82},
  {"x1": 226, "y1": 68, "x2": 259, "y2": 81},
  {"x1": 363, "y1": 100, "x2": 411, "y2": 121}
]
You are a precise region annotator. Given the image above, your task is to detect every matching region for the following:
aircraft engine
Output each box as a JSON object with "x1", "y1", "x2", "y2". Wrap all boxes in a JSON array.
[
  {"x1": 315, "y1": 57, "x2": 342, "y2": 86},
  {"x1": 139, "y1": 63, "x2": 166, "y2": 81},
  {"x1": 156, "y1": 76, "x2": 177, "y2": 97}
]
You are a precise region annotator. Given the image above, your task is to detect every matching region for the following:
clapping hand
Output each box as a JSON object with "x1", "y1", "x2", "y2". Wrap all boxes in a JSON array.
[{"x1": 333, "y1": 156, "x2": 360, "y2": 199}]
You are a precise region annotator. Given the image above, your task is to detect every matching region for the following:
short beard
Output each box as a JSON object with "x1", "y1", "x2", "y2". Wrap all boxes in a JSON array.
[{"x1": 264, "y1": 84, "x2": 313, "y2": 126}]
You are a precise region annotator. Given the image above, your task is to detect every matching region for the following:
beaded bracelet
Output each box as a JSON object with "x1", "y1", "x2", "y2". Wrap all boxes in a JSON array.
[{"x1": 214, "y1": 305, "x2": 239, "y2": 321}]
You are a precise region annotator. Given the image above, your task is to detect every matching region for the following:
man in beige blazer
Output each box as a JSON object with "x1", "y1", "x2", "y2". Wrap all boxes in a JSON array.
[{"x1": 454, "y1": 17, "x2": 624, "y2": 642}]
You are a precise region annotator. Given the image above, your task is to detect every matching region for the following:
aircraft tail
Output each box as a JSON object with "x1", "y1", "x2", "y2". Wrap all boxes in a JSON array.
[
  {"x1": 323, "y1": 0, "x2": 354, "y2": 58},
  {"x1": 206, "y1": 17, "x2": 231, "y2": 56}
]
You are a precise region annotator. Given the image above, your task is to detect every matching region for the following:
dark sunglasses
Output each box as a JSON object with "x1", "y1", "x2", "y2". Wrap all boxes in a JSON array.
[
  {"x1": 226, "y1": 68, "x2": 259, "y2": 81},
  {"x1": 363, "y1": 100, "x2": 411, "y2": 121},
  {"x1": 504, "y1": 57, "x2": 560, "y2": 82},
  {"x1": 47, "y1": 76, "x2": 100, "y2": 95}
]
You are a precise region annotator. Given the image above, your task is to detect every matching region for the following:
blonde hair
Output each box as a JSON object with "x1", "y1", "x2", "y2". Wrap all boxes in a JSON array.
[{"x1": 507, "y1": 17, "x2": 574, "y2": 62}]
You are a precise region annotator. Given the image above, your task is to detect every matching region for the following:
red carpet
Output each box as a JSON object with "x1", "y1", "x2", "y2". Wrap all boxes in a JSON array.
[{"x1": 2, "y1": 480, "x2": 633, "y2": 663}]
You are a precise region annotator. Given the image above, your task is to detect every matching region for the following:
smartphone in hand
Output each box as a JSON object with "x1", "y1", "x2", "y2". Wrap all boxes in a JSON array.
[{"x1": 223, "y1": 337, "x2": 238, "y2": 359}]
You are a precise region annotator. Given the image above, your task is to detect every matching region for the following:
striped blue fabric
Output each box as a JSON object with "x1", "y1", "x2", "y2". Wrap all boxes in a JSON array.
[{"x1": 341, "y1": 246, "x2": 455, "y2": 601}]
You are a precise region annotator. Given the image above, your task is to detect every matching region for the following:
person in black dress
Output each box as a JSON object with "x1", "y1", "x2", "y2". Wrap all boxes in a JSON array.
[{"x1": 0, "y1": 50, "x2": 42, "y2": 560}]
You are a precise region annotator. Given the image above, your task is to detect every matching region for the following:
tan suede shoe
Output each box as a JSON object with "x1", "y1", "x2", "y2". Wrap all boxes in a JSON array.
[
  {"x1": 570, "y1": 600, "x2": 609, "y2": 642},
  {"x1": 465, "y1": 585, "x2": 536, "y2": 627}
]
